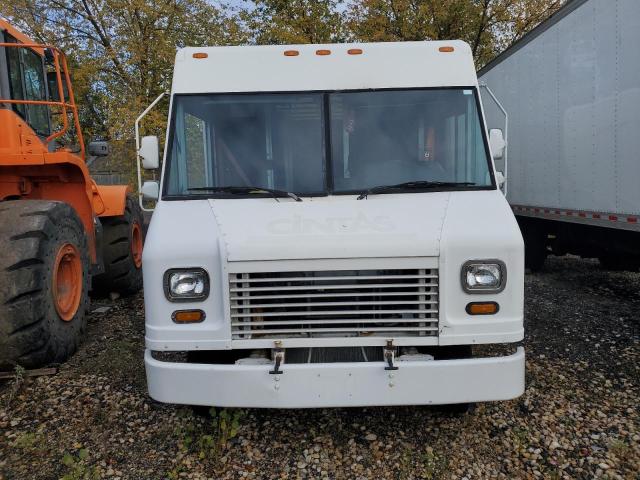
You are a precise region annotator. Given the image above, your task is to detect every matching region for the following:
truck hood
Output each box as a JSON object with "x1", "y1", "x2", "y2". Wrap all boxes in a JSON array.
[{"x1": 208, "y1": 193, "x2": 451, "y2": 261}]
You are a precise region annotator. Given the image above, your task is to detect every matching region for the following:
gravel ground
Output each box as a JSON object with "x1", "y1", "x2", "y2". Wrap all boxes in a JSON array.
[{"x1": 1, "y1": 256, "x2": 638, "y2": 479}]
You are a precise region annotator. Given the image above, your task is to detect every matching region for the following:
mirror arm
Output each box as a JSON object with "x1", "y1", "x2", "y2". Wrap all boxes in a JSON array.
[
  {"x1": 136, "y1": 92, "x2": 167, "y2": 212},
  {"x1": 480, "y1": 83, "x2": 508, "y2": 196}
]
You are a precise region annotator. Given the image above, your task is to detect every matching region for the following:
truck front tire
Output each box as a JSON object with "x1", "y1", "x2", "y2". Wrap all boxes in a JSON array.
[
  {"x1": 0, "y1": 200, "x2": 89, "y2": 369},
  {"x1": 92, "y1": 195, "x2": 144, "y2": 295}
]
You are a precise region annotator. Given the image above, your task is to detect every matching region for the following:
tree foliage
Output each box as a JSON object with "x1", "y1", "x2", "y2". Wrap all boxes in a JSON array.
[
  {"x1": 346, "y1": 0, "x2": 564, "y2": 66},
  {"x1": 242, "y1": 0, "x2": 346, "y2": 44}
]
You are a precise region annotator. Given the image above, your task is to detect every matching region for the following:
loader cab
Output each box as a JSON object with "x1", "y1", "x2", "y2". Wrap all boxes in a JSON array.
[{"x1": 0, "y1": 28, "x2": 52, "y2": 139}]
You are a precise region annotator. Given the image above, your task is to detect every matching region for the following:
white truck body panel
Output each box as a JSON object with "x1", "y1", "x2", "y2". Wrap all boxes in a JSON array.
[
  {"x1": 172, "y1": 41, "x2": 478, "y2": 94},
  {"x1": 480, "y1": 0, "x2": 640, "y2": 230},
  {"x1": 143, "y1": 191, "x2": 524, "y2": 351},
  {"x1": 143, "y1": 41, "x2": 525, "y2": 408}
]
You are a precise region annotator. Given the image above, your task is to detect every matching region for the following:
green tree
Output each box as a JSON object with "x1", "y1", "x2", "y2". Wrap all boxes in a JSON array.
[
  {"x1": 346, "y1": 0, "x2": 564, "y2": 66},
  {"x1": 243, "y1": 0, "x2": 346, "y2": 44}
]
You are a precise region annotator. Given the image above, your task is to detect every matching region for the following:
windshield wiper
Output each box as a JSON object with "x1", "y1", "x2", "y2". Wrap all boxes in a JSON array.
[
  {"x1": 357, "y1": 181, "x2": 476, "y2": 200},
  {"x1": 187, "y1": 185, "x2": 302, "y2": 202}
]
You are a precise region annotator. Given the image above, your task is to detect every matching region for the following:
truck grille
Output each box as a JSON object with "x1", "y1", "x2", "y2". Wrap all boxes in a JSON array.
[{"x1": 229, "y1": 269, "x2": 439, "y2": 339}]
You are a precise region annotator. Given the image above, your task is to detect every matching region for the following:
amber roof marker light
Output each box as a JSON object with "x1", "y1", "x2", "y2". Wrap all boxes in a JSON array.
[
  {"x1": 284, "y1": 50, "x2": 299, "y2": 57},
  {"x1": 347, "y1": 48, "x2": 363, "y2": 55},
  {"x1": 316, "y1": 49, "x2": 331, "y2": 56},
  {"x1": 439, "y1": 46, "x2": 455, "y2": 53},
  {"x1": 192, "y1": 52, "x2": 208, "y2": 59}
]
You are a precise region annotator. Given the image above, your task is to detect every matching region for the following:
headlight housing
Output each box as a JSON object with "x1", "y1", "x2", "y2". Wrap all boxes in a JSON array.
[
  {"x1": 163, "y1": 268, "x2": 210, "y2": 302},
  {"x1": 461, "y1": 260, "x2": 506, "y2": 293}
]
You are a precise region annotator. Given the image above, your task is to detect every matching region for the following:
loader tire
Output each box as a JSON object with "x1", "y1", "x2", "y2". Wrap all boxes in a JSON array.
[
  {"x1": 92, "y1": 195, "x2": 144, "y2": 295},
  {"x1": 0, "y1": 200, "x2": 90, "y2": 369}
]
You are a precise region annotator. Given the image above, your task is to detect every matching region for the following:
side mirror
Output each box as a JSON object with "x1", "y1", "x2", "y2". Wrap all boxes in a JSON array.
[
  {"x1": 489, "y1": 128, "x2": 506, "y2": 160},
  {"x1": 141, "y1": 181, "x2": 159, "y2": 201},
  {"x1": 88, "y1": 140, "x2": 110, "y2": 157},
  {"x1": 495, "y1": 171, "x2": 506, "y2": 188},
  {"x1": 139, "y1": 136, "x2": 159, "y2": 169}
]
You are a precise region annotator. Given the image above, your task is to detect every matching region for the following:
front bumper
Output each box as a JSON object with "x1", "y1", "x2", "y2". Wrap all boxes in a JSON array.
[{"x1": 145, "y1": 347, "x2": 525, "y2": 408}]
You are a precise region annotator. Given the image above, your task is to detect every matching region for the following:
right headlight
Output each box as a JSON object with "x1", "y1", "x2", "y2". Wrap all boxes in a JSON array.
[
  {"x1": 461, "y1": 260, "x2": 506, "y2": 293},
  {"x1": 163, "y1": 268, "x2": 210, "y2": 302}
]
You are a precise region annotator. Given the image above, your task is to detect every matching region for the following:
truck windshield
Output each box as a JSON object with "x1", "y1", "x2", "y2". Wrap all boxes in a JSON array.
[{"x1": 163, "y1": 89, "x2": 493, "y2": 197}]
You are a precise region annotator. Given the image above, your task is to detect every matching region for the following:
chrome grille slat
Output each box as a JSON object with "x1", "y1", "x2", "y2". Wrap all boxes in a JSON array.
[
  {"x1": 229, "y1": 274, "x2": 438, "y2": 283},
  {"x1": 232, "y1": 300, "x2": 439, "y2": 308},
  {"x1": 231, "y1": 318, "x2": 440, "y2": 326},
  {"x1": 229, "y1": 267, "x2": 439, "y2": 340},
  {"x1": 232, "y1": 326, "x2": 439, "y2": 335},
  {"x1": 230, "y1": 291, "x2": 436, "y2": 300},
  {"x1": 230, "y1": 282, "x2": 439, "y2": 292},
  {"x1": 231, "y1": 309, "x2": 438, "y2": 318}
]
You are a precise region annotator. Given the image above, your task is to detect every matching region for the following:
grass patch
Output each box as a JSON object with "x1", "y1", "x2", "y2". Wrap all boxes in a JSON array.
[
  {"x1": 60, "y1": 449, "x2": 100, "y2": 480},
  {"x1": 168, "y1": 408, "x2": 244, "y2": 477}
]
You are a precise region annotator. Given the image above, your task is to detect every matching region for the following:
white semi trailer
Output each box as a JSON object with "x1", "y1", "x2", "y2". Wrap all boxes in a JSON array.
[
  {"x1": 137, "y1": 41, "x2": 525, "y2": 409},
  {"x1": 480, "y1": 0, "x2": 640, "y2": 271}
]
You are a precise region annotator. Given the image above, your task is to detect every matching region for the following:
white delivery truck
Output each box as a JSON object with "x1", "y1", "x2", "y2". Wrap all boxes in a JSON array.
[
  {"x1": 137, "y1": 41, "x2": 525, "y2": 409},
  {"x1": 480, "y1": 0, "x2": 640, "y2": 271}
]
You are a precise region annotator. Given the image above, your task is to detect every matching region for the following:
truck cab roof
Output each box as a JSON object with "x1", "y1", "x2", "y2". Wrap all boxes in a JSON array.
[{"x1": 171, "y1": 40, "x2": 477, "y2": 94}]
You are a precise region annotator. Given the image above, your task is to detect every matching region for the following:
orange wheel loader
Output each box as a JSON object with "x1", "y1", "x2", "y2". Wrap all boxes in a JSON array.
[{"x1": 0, "y1": 19, "x2": 144, "y2": 369}]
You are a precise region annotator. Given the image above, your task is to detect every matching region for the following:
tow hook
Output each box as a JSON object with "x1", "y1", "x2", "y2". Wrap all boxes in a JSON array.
[
  {"x1": 269, "y1": 341, "x2": 284, "y2": 375},
  {"x1": 383, "y1": 340, "x2": 398, "y2": 371}
]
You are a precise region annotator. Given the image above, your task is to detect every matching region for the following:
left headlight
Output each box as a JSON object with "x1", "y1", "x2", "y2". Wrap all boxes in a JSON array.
[
  {"x1": 163, "y1": 268, "x2": 210, "y2": 302},
  {"x1": 461, "y1": 260, "x2": 506, "y2": 293}
]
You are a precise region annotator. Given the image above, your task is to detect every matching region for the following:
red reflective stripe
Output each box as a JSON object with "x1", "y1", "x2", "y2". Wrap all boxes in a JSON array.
[
  {"x1": 628, "y1": 217, "x2": 638, "y2": 223},
  {"x1": 593, "y1": 214, "x2": 601, "y2": 219},
  {"x1": 609, "y1": 215, "x2": 618, "y2": 221}
]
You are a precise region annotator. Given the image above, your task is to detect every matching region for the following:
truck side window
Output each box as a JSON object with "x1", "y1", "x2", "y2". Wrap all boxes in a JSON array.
[{"x1": 184, "y1": 113, "x2": 210, "y2": 188}]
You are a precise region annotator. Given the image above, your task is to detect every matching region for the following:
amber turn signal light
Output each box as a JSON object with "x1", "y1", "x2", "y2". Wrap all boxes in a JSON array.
[
  {"x1": 466, "y1": 302, "x2": 499, "y2": 315},
  {"x1": 172, "y1": 309, "x2": 206, "y2": 323}
]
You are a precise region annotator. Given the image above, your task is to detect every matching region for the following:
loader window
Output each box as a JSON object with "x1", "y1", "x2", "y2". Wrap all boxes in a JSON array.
[
  {"x1": 4, "y1": 39, "x2": 50, "y2": 136},
  {"x1": 21, "y1": 48, "x2": 50, "y2": 136},
  {"x1": 5, "y1": 41, "x2": 26, "y2": 119}
]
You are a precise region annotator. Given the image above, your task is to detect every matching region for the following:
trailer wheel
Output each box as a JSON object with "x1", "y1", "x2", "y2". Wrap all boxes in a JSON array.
[
  {"x1": 0, "y1": 200, "x2": 89, "y2": 369},
  {"x1": 93, "y1": 196, "x2": 144, "y2": 295}
]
